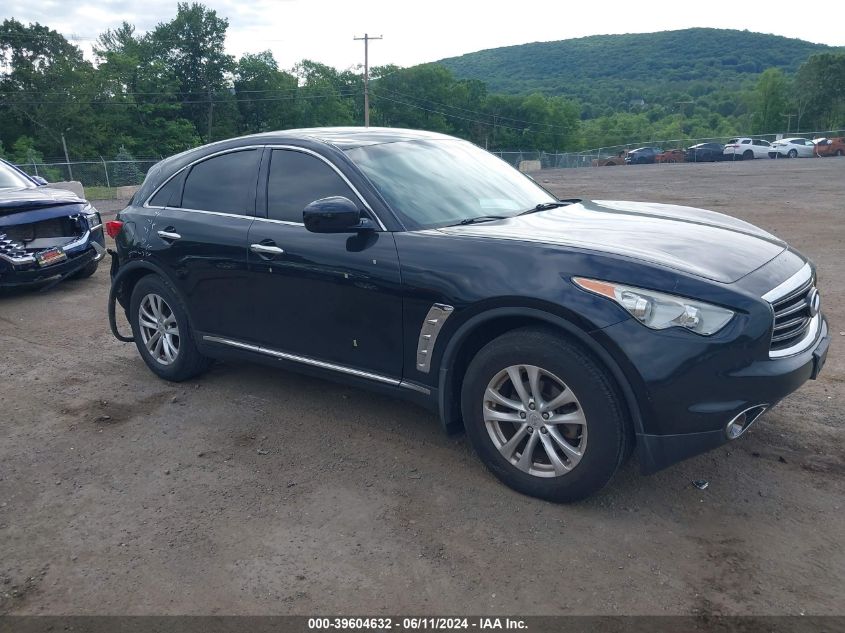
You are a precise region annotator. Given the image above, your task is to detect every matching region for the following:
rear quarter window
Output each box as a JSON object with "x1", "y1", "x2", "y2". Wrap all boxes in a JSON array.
[
  {"x1": 148, "y1": 173, "x2": 183, "y2": 207},
  {"x1": 181, "y1": 149, "x2": 259, "y2": 215}
]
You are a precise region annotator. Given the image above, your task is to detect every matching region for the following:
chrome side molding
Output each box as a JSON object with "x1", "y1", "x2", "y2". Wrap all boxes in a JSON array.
[
  {"x1": 416, "y1": 303, "x2": 454, "y2": 373},
  {"x1": 203, "y1": 335, "x2": 416, "y2": 390}
]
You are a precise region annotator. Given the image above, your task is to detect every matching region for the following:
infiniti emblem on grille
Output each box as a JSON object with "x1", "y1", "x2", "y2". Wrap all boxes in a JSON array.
[{"x1": 807, "y1": 288, "x2": 820, "y2": 317}]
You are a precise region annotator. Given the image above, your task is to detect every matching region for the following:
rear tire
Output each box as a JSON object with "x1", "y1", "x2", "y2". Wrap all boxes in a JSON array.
[
  {"x1": 461, "y1": 327, "x2": 630, "y2": 502},
  {"x1": 788, "y1": 149, "x2": 798, "y2": 158},
  {"x1": 742, "y1": 150, "x2": 754, "y2": 160},
  {"x1": 129, "y1": 275, "x2": 212, "y2": 382},
  {"x1": 836, "y1": 149, "x2": 844, "y2": 157}
]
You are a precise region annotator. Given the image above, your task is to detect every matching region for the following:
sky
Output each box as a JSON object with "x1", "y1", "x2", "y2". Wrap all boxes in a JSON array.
[{"x1": 4, "y1": 0, "x2": 845, "y2": 70}]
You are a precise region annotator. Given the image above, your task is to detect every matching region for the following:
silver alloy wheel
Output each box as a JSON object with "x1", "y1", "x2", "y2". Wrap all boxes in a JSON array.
[
  {"x1": 483, "y1": 364, "x2": 587, "y2": 478},
  {"x1": 138, "y1": 293, "x2": 180, "y2": 366}
]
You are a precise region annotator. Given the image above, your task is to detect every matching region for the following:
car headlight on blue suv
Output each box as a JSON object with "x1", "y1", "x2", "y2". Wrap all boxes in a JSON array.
[
  {"x1": 81, "y1": 203, "x2": 102, "y2": 231},
  {"x1": 573, "y1": 277, "x2": 735, "y2": 335}
]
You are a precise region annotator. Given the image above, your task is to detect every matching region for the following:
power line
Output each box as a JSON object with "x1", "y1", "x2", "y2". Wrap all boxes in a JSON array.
[
  {"x1": 374, "y1": 94, "x2": 530, "y2": 132},
  {"x1": 377, "y1": 87, "x2": 577, "y2": 131},
  {"x1": 0, "y1": 91, "x2": 362, "y2": 107}
]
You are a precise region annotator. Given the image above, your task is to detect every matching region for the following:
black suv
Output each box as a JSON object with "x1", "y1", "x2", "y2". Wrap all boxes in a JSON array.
[{"x1": 108, "y1": 128, "x2": 829, "y2": 501}]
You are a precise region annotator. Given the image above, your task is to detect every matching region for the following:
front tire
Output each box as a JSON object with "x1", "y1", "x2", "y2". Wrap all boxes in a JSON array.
[
  {"x1": 461, "y1": 327, "x2": 630, "y2": 502},
  {"x1": 788, "y1": 149, "x2": 798, "y2": 158},
  {"x1": 129, "y1": 275, "x2": 212, "y2": 381}
]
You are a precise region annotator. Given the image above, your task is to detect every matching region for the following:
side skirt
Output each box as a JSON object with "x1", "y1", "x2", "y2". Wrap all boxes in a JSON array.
[{"x1": 199, "y1": 334, "x2": 437, "y2": 412}]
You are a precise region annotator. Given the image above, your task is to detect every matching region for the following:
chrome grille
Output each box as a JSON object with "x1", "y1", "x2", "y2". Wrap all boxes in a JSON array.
[
  {"x1": 0, "y1": 233, "x2": 28, "y2": 260},
  {"x1": 765, "y1": 264, "x2": 818, "y2": 356}
]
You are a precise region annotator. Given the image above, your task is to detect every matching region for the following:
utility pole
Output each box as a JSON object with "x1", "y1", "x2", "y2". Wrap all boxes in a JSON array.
[
  {"x1": 61, "y1": 132, "x2": 73, "y2": 181},
  {"x1": 676, "y1": 101, "x2": 693, "y2": 146},
  {"x1": 354, "y1": 33, "x2": 382, "y2": 127}
]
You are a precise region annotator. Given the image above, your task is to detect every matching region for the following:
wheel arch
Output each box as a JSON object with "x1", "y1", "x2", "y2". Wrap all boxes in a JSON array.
[
  {"x1": 111, "y1": 260, "x2": 200, "y2": 340},
  {"x1": 436, "y1": 307, "x2": 644, "y2": 438}
]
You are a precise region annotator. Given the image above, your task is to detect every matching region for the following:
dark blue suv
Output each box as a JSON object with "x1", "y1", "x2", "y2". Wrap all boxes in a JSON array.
[{"x1": 107, "y1": 128, "x2": 829, "y2": 501}]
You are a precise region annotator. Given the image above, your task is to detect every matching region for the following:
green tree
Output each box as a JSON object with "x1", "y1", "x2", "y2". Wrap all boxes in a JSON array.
[
  {"x1": 113, "y1": 145, "x2": 143, "y2": 186},
  {"x1": 234, "y1": 51, "x2": 298, "y2": 132},
  {"x1": 795, "y1": 53, "x2": 845, "y2": 130},
  {"x1": 147, "y1": 3, "x2": 237, "y2": 141},
  {"x1": 750, "y1": 68, "x2": 789, "y2": 134},
  {"x1": 0, "y1": 19, "x2": 102, "y2": 159}
]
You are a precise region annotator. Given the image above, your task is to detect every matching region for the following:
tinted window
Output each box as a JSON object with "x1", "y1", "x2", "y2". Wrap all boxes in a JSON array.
[
  {"x1": 182, "y1": 150, "x2": 258, "y2": 214},
  {"x1": 741, "y1": 140, "x2": 751, "y2": 144},
  {"x1": 148, "y1": 173, "x2": 183, "y2": 207},
  {"x1": 267, "y1": 150, "x2": 357, "y2": 223}
]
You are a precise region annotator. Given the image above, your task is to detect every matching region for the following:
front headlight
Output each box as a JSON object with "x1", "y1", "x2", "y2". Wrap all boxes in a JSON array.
[
  {"x1": 82, "y1": 203, "x2": 102, "y2": 230},
  {"x1": 573, "y1": 277, "x2": 735, "y2": 336}
]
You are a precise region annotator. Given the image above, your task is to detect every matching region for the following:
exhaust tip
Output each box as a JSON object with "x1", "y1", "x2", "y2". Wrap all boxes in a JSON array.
[{"x1": 726, "y1": 405, "x2": 768, "y2": 439}]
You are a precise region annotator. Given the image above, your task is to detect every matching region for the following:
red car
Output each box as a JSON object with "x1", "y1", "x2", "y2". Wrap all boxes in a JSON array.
[
  {"x1": 813, "y1": 137, "x2": 845, "y2": 157},
  {"x1": 655, "y1": 149, "x2": 686, "y2": 164}
]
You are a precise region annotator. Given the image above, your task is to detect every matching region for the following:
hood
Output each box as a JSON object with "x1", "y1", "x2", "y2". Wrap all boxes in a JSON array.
[
  {"x1": 0, "y1": 186, "x2": 86, "y2": 215},
  {"x1": 438, "y1": 200, "x2": 786, "y2": 283}
]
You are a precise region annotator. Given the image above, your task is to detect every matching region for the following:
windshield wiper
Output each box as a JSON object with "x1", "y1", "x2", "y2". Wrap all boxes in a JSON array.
[
  {"x1": 452, "y1": 215, "x2": 509, "y2": 226},
  {"x1": 517, "y1": 200, "x2": 579, "y2": 216}
]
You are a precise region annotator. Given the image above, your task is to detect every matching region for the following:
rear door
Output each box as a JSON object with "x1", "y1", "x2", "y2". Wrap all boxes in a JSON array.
[
  {"x1": 246, "y1": 147, "x2": 403, "y2": 378},
  {"x1": 149, "y1": 148, "x2": 260, "y2": 339}
]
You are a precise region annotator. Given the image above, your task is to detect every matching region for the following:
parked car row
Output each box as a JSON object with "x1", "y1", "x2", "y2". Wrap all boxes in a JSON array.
[{"x1": 606, "y1": 136, "x2": 845, "y2": 165}]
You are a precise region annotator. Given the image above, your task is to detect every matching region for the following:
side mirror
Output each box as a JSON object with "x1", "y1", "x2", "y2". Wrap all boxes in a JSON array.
[
  {"x1": 32, "y1": 176, "x2": 48, "y2": 186},
  {"x1": 303, "y1": 196, "x2": 374, "y2": 233}
]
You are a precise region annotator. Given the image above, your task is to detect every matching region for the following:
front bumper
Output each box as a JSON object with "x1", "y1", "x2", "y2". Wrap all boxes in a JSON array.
[
  {"x1": 595, "y1": 314, "x2": 830, "y2": 473},
  {"x1": 0, "y1": 236, "x2": 105, "y2": 288}
]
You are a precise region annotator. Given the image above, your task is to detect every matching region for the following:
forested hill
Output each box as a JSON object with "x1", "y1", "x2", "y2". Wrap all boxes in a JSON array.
[{"x1": 438, "y1": 28, "x2": 838, "y2": 99}]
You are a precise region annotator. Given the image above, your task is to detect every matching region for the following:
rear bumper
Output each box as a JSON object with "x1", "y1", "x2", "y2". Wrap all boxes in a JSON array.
[{"x1": 596, "y1": 315, "x2": 830, "y2": 473}]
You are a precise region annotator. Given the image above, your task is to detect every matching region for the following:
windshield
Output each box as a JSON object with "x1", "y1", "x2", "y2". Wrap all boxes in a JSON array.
[
  {"x1": 345, "y1": 139, "x2": 557, "y2": 229},
  {"x1": 0, "y1": 161, "x2": 36, "y2": 189}
]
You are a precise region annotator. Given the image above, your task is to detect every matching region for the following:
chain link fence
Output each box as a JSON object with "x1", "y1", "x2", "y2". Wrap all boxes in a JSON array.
[
  {"x1": 12, "y1": 127, "x2": 845, "y2": 198},
  {"x1": 13, "y1": 159, "x2": 160, "y2": 197}
]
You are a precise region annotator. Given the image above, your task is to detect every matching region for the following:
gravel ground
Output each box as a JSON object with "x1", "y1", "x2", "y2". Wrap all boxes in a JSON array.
[{"x1": 0, "y1": 158, "x2": 842, "y2": 615}]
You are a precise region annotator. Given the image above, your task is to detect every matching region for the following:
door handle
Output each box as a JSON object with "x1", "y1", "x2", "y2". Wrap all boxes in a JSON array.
[
  {"x1": 250, "y1": 243, "x2": 285, "y2": 255},
  {"x1": 157, "y1": 230, "x2": 181, "y2": 241}
]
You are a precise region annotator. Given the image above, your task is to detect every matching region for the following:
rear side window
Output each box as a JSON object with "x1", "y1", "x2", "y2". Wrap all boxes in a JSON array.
[
  {"x1": 741, "y1": 139, "x2": 751, "y2": 144},
  {"x1": 181, "y1": 150, "x2": 259, "y2": 215},
  {"x1": 148, "y1": 173, "x2": 183, "y2": 207},
  {"x1": 267, "y1": 150, "x2": 357, "y2": 223}
]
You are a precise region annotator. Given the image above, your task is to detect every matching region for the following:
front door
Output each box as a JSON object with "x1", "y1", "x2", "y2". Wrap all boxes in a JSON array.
[{"x1": 247, "y1": 148, "x2": 403, "y2": 379}]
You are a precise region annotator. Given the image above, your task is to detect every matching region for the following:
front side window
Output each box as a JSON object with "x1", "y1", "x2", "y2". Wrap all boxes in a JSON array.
[
  {"x1": 266, "y1": 150, "x2": 357, "y2": 223},
  {"x1": 345, "y1": 139, "x2": 557, "y2": 229},
  {"x1": 181, "y1": 149, "x2": 259, "y2": 214}
]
